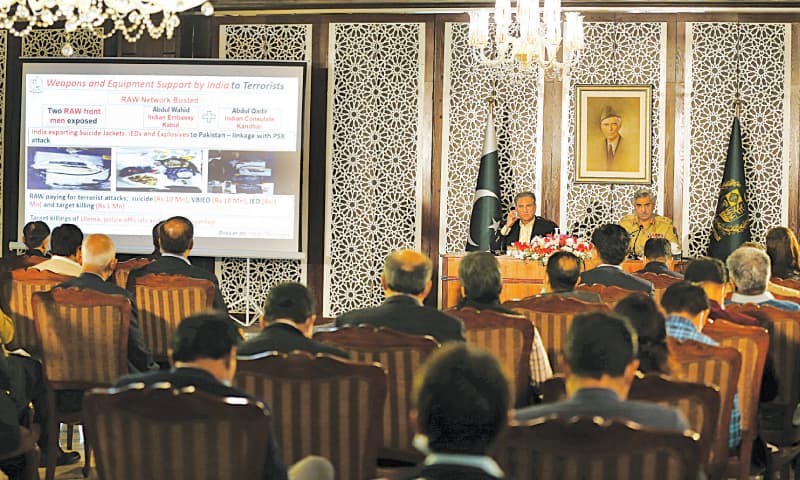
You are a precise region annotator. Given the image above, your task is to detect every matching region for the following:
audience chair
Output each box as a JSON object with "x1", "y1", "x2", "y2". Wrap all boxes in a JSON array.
[
  {"x1": 84, "y1": 383, "x2": 273, "y2": 480},
  {"x1": 235, "y1": 351, "x2": 386, "y2": 480},
  {"x1": 770, "y1": 277, "x2": 800, "y2": 291},
  {"x1": 111, "y1": 257, "x2": 154, "y2": 290},
  {"x1": 703, "y1": 319, "x2": 769, "y2": 480},
  {"x1": 628, "y1": 373, "x2": 721, "y2": 478},
  {"x1": 2, "y1": 269, "x2": 70, "y2": 355},
  {"x1": 445, "y1": 307, "x2": 533, "y2": 407},
  {"x1": 129, "y1": 273, "x2": 215, "y2": 362},
  {"x1": 32, "y1": 288, "x2": 131, "y2": 480},
  {"x1": 726, "y1": 303, "x2": 800, "y2": 478},
  {"x1": 575, "y1": 283, "x2": 638, "y2": 305},
  {"x1": 314, "y1": 326, "x2": 440, "y2": 463},
  {"x1": 493, "y1": 416, "x2": 703, "y2": 480},
  {"x1": 668, "y1": 337, "x2": 742, "y2": 480},
  {"x1": 503, "y1": 295, "x2": 609, "y2": 374},
  {"x1": 0, "y1": 254, "x2": 46, "y2": 273},
  {"x1": 632, "y1": 272, "x2": 682, "y2": 302}
]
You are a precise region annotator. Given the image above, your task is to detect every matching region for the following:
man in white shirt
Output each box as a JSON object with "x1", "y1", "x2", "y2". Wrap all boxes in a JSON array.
[{"x1": 32, "y1": 224, "x2": 83, "y2": 277}]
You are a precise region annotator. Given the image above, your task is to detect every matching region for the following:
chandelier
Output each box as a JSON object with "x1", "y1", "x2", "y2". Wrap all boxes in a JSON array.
[
  {"x1": 468, "y1": 0, "x2": 584, "y2": 78},
  {"x1": 0, "y1": 0, "x2": 214, "y2": 43}
]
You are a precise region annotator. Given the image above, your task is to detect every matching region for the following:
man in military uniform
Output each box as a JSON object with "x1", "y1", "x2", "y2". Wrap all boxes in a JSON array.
[{"x1": 619, "y1": 188, "x2": 678, "y2": 258}]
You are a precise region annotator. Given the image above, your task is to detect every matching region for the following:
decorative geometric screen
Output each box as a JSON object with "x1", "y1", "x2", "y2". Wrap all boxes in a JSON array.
[
  {"x1": 324, "y1": 23, "x2": 425, "y2": 317},
  {"x1": 21, "y1": 29, "x2": 103, "y2": 58},
  {"x1": 684, "y1": 23, "x2": 788, "y2": 257},
  {"x1": 441, "y1": 23, "x2": 542, "y2": 253},
  {"x1": 0, "y1": 32, "x2": 6, "y2": 242},
  {"x1": 562, "y1": 22, "x2": 666, "y2": 238},
  {"x1": 218, "y1": 23, "x2": 311, "y2": 318}
]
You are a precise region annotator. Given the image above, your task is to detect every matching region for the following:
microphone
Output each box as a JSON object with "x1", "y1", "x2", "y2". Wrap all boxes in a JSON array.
[{"x1": 629, "y1": 225, "x2": 643, "y2": 259}]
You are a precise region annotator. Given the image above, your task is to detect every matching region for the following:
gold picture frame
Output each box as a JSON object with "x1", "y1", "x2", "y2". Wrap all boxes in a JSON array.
[{"x1": 575, "y1": 85, "x2": 652, "y2": 184}]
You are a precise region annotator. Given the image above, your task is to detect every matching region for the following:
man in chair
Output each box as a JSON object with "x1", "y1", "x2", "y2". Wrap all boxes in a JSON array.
[
  {"x1": 56, "y1": 234, "x2": 157, "y2": 373},
  {"x1": 635, "y1": 237, "x2": 682, "y2": 278},
  {"x1": 335, "y1": 249, "x2": 465, "y2": 344},
  {"x1": 580, "y1": 224, "x2": 654, "y2": 295},
  {"x1": 32, "y1": 223, "x2": 83, "y2": 277},
  {"x1": 541, "y1": 251, "x2": 602, "y2": 303},
  {"x1": 127, "y1": 216, "x2": 228, "y2": 314},
  {"x1": 238, "y1": 282, "x2": 349, "y2": 359},
  {"x1": 493, "y1": 192, "x2": 558, "y2": 252}
]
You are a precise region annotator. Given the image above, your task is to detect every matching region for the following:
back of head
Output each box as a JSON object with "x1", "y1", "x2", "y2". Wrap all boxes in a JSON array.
[
  {"x1": 458, "y1": 252, "x2": 502, "y2": 302},
  {"x1": 643, "y1": 237, "x2": 670, "y2": 261},
  {"x1": 726, "y1": 246, "x2": 770, "y2": 295},
  {"x1": 152, "y1": 220, "x2": 165, "y2": 250},
  {"x1": 159, "y1": 216, "x2": 194, "y2": 254},
  {"x1": 414, "y1": 343, "x2": 510, "y2": 455},
  {"x1": 565, "y1": 311, "x2": 637, "y2": 379},
  {"x1": 766, "y1": 226, "x2": 800, "y2": 277},
  {"x1": 49, "y1": 224, "x2": 83, "y2": 257},
  {"x1": 546, "y1": 251, "x2": 581, "y2": 292},
  {"x1": 614, "y1": 293, "x2": 671, "y2": 375},
  {"x1": 660, "y1": 282, "x2": 708, "y2": 316},
  {"x1": 684, "y1": 257, "x2": 728, "y2": 284},
  {"x1": 264, "y1": 282, "x2": 315, "y2": 325},
  {"x1": 384, "y1": 249, "x2": 432, "y2": 295},
  {"x1": 81, "y1": 234, "x2": 116, "y2": 270},
  {"x1": 171, "y1": 312, "x2": 241, "y2": 362},
  {"x1": 23, "y1": 221, "x2": 50, "y2": 249},
  {"x1": 591, "y1": 224, "x2": 629, "y2": 265}
]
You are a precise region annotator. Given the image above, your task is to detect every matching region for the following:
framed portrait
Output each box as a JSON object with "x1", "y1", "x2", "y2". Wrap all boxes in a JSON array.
[{"x1": 575, "y1": 85, "x2": 652, "y2": 184}]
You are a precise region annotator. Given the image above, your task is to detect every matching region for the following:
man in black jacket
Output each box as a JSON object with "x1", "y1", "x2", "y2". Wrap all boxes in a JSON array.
[
  {"x1": 580, "y1": 224, "x2": 654, "y2": 295},
  {"x1": 493, "y1": 191, "x2": 558, "y2": 252},
  {"x1": 635, "y1": 238, "x2": 682, "y2": 278},
  {"x1": 239, "y1": 282, "x2": 348, "y2": 359}
]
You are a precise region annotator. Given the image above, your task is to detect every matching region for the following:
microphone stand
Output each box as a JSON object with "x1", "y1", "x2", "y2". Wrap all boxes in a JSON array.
[{"x1": 629, "y1": 224, "x2": 643, "y2": 259}]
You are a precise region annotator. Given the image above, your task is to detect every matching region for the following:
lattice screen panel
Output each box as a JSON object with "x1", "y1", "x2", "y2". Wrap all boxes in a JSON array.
[
  {"x1": 218, "y1": 24, "x2": 310, "y2": 316},
  {"x1": 684, "y1": 23, "x2": 788, "y2": 257},
  {"x1": 0, "y1": 33, "x2": 6, "y2": 241},
  {"x1": 562, "y1": 22, "x2": 666, "y2": 238},
  {"x1": 441, "y1": 23, "x2": 542, "y2": 253},
  {"x1": 21, "y1": 29, "x2": 103, "y2": 57},
  {"x1": 324, "y1": 23, "x2": 424, "y2": 317}
]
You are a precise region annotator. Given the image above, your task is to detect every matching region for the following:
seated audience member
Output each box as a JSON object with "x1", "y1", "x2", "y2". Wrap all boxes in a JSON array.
[
  {"x1": 32, "y1": 223, "x2": 83, "y2": 277},
  {"x1": 635, "y1": 237, "x2": 682, "y2": 278},
  {"x1": 454, "y1": 251, "x2": 552, "y2": 383},
  {"x1": 493, "y1": 191, "x2": 558, "y2": 251},
  {"x1": 515, "y1": 311, "x2": 689, "y2": 431},
  {"x1": 614, "y1": 293, "x2": 674, "y2": 375},
  {"x1": 766, "y1": 226, "x2": 800, "y2": 280},
  {"x1": 335, "y1": 249, "x2": 465, "y2": 344},
  {"x1": 727, "y1": 246, "x2": 800, "y2": 311},
  {"x1": 127, "y1": 216, "x2": 228, "y2": 314},
  {"x1": 579, "y1": 224, "x2": 654, "y2": 295},
  {"x1": 396, "y1": 344, "x2": 510, "y2": 480},
  {"x1": 115, "y1": 312, "x2": 334, "y2": 480},
  {"x1": 0, "y1": 353, "x2": 40, "y2": 479},
  {"x1": 147, "y1": 220, "x2": 164, "y2": 260},
  {"x1": 740, "y1": 241, "x2": 800, "y2": 299},
  {"x1": 238, "y1": 282, "x2": 349, "y2": 359},
  {"x1": 619, "y1": 188, "x2": 679, "y2": 258},
  {"x1": 541, "y1": 251, "x2": 602, "y2": 303},
  {"x1": 20, "y1": 221, "x2": 50, "y2": 259},
  {"x1": 56, "y1": 234, "x2": 157, "y2": 373},
  {"x1": 661, "y1": 282, "x2": 741, "y2": 448}
]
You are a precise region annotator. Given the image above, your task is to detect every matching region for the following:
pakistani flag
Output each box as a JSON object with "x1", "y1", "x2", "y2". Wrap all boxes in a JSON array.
[
  {"x1": 466, "y1": 107, "x2": 501, "y2": 251},
  {"x1": 709, "y1": 116, "x2": 751, "y2": 260}
]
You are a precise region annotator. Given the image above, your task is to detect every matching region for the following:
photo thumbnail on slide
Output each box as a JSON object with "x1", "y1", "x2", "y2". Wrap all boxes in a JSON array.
[
  {"x1": 28, "y1": 147, "x2": 111, "y2": 191},
  {"x1": 207, "y1": 150, "x2": 274, "y2": 194},
  {"x1": 116, "y1": 148, "x2": 203, "y2": 193}
]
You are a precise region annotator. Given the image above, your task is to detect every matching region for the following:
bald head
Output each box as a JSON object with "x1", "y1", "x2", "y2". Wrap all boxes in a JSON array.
[
  {"x1": 159, "y1": 216, "x2": 194, "y2": 256},
  {"x1": 383, "y1": 249, "x2": 433, "y2": 298},
  {"x1": 82, "y1": 234, "x2": 117, "y2": 278}
]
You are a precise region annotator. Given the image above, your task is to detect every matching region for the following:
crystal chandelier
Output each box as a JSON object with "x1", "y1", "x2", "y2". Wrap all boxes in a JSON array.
[
  {"x1": 468, "y1": 0, "x2": 584, "y2": 78},
  {"x1": 0, "y1": 0, "x2": 214, "y2": 43}
]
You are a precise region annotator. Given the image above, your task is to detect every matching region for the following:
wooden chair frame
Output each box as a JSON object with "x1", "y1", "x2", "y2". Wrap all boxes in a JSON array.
[
  {"x1": 3, "y1": 269, "x2": 71, "y2": 354},
  {"x1": 32, "y1": 287, "x2": 131, "y2": 480},
  {"x1": 633, "y1": 272, "x2": 682, "y2": 301},
  {"x1": 575, "y1": 283, "x2": 639, "y2": 305},
  {"x1": 444, "y1": 307, "x2": 533, "y2": 407},
  {"x1": 111, "y1": 257, "x2": 154, "y2": 290},
  {"x1": 83, "y1": 383, "x2": 273, "y2": 480}
]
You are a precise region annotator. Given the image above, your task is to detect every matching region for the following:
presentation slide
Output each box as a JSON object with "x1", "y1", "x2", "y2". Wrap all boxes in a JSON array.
[{"x1": 19, "y1": 59, "x2": 306, "y2": 258}]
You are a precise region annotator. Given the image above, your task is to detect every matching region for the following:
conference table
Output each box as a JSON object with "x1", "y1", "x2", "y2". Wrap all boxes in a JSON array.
[{"x1": 440, "y1": 253, "x2": 666, "y2": 309}]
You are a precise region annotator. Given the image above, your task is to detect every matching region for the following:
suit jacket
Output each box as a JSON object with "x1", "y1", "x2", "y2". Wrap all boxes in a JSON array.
[
  {"x1": 126, "y1": 255, "x2": 227, "y2": 314},
  {"x1": 335, "y1": 295, "x2": 465, "y2": 344},
  {"x1": 580, "y1": 265, "x2": 654, "y2": 295},
  {"x1": 238, "y1": 322, "x2": 350, "y2": 359},
  {"x1": 635, "y1": 261, "x2": 683, "y2": 279},
  {"x1": 392, "y1": 463, "x2": 507, "y2": 480},
  {"x1": 57, "y1": 273, "x2": 157, "y2": 373},
  {"x1": 455, "y1": 298, "x2": 519, "y2": 315},
  {"x1": 494, "y1": 216, "x2": 558, "y2": 251},
  {"x1": 515, "y1": 387, "x2": 689, "y2": 431},
  {"x1": 115, "y1": 367, "x2": 287, "y2": 480}
]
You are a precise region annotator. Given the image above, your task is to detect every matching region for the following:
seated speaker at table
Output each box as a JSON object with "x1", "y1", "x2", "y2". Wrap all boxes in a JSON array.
[
  {"x1": 619, "y1": 188, "x2": 678, "y2": 258},
  {"x1": 493, "y1": 191, "x2": 558, "y2": 251}
]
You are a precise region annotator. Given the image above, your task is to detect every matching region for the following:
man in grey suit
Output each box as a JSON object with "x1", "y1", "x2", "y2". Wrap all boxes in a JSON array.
[
  {"x1": 580, "y1": 224, "x2": 654, "y2": 295},
  {"x1": 515, "y1": 311, "x2": 689, "y2": 432}
]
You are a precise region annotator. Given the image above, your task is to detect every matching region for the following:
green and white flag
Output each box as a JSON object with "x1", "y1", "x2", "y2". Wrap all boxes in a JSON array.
[{"x1": 466, "y1": 106, "x2": 501, "y2": 251}]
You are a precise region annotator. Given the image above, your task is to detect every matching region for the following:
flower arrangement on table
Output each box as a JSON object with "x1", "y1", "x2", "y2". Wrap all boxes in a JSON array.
[{"x1": 507, "y1": 233, "x2": 594, "y2": 264}]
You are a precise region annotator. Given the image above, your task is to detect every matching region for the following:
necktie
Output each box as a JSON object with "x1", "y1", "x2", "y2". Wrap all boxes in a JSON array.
[{"x1": 607, "y1": 143, "x2": 614, "y2": 162}]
